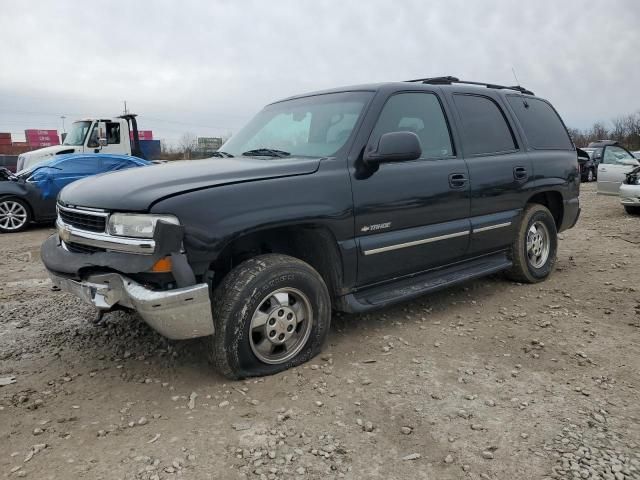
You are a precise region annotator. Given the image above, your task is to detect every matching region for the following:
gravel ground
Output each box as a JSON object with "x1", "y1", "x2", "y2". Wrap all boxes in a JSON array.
[{"x1": 0, "y1": 183, "x2": 639, "y2": 480}]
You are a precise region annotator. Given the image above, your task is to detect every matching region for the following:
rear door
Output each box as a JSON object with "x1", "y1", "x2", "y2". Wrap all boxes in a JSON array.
[
  {"x1": 448, "y1": 92, "x2": 531, "y2": 256},
  {"x1": 597, "y1": 145, "x2": 639, "y2": 195},
  {"x1": 350, "y1": 90, "x2": 471, "y2": 286}
]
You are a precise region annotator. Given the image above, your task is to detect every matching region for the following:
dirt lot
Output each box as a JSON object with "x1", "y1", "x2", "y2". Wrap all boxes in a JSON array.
[{"x1": 0, "y1": 183, "x2": 639, "y2": 480}]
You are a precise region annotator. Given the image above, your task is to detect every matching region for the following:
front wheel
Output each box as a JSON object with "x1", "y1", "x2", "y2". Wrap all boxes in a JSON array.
[
  {"x1": 506, "y1": 204, "x2": 558, "y2": 283},
  {"x1": 209, "y1": 254, "x2": 331, "y2": 379},
  {"x1": 0, "y1": 197, "x2": 31, "y2": 233}
]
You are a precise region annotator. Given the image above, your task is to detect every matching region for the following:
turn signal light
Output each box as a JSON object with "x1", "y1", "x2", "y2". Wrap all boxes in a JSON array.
[{"x1": 151, "y1": 257, "x2": 173, "y2": 273}]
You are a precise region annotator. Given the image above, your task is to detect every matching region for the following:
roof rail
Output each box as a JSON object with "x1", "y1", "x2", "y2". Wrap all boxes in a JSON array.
[{"x1": 405, "y1": 76, "x2": 534, "y2": 96}]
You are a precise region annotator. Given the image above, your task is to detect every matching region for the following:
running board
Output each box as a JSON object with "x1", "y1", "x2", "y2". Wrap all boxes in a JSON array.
[{"x1": 338, "y1": 253, "x2": 512, "y2": 313}]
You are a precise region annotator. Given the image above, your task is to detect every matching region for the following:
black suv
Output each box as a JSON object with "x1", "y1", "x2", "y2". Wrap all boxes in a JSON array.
[{"x1": 42, "y1": 77, "x2": 580, "y2": 379}]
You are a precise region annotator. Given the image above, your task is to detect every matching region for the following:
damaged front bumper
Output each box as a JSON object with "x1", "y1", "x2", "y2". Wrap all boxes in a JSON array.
[{"x1": 48, "y1": 271, "x2": 214, "y2": 340}]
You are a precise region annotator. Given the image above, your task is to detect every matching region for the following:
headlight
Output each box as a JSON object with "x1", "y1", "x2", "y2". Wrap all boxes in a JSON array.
[{"x1": 108, "y1": 213, "x2": 179, "y2": 238}]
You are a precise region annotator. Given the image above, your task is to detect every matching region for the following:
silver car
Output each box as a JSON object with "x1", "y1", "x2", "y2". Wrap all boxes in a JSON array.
[
  {"x1": 620, "y1": 166, "x2": 640, "y2": 214},
  {"x1": 596, "y1": 144, "x2": 640, "y2": 195}
]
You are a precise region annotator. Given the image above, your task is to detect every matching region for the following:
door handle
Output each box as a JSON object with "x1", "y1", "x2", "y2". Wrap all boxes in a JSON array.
[
  {"x1": 448, "y1": 173, "x2": 467, "y2": 188},
  {"x1": 513, "y1": 166, "x2": 528, "y2": 181}
]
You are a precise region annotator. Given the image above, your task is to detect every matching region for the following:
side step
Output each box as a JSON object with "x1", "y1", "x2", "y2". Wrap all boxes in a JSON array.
[{"x1": 338, "y1": 252, "x2": 512, "y2": 313}]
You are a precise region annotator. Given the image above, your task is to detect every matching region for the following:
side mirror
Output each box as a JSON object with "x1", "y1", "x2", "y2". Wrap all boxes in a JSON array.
[
  {"x1": 363, "y1": 131, "x2": 422, "y2": 165},
  {"x1": 87, "y1": 122, "x2": 107, "y2": 148}
]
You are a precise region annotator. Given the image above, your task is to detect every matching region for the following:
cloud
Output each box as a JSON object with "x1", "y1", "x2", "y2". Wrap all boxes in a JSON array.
[{"x1": 0, "y1": 0, "x2": 638, "y2": 142}]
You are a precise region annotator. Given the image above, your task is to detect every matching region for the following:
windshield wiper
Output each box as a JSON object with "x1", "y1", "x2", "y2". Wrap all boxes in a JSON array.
[
  {"x1": 209, "y1": 151, "x2": 234, "y2": 158},
  {"x1": 242, "y1": 148, "x2": 291, "y2": 158}
]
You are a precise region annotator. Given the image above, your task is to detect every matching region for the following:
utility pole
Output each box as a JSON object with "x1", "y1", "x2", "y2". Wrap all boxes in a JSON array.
[
  {"x1": 123, "y1": 101, "x2": 128, "y2": 115},
  {"x1": 60, "y1": 115, "x2": 66, "y2": 133}
]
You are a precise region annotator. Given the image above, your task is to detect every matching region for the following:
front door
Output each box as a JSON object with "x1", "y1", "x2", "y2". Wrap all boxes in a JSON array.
[
  {"x1": 597, "y1": 145, "x2": 639, "y2": 195},
  {"x1": 86, "y1": 121, "x2": 126, "y2": 155},
  {"x1": 350, "y1": 91, "x2": 471, "y2": 286}
]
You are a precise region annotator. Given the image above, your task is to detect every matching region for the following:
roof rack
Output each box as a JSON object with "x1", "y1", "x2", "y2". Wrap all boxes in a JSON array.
[{"x1": 405, "y1": 76, "x2": 534, "y2": 96}]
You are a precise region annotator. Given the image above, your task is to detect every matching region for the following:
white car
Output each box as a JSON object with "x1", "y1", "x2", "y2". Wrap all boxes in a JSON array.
[
  {"x1": 594, "y1": 142, "x2": 640, "y2": 195},
  {"x1": 620, "y1": 166, "x2": 640, "y2": 214}
]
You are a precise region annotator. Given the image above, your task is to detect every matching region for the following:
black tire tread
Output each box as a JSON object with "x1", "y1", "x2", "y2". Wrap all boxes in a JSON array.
[{"x1": 624, "y1": 205, "x2": 640, "y2": 215}]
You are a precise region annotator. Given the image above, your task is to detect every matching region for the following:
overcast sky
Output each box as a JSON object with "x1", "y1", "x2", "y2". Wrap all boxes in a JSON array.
[{"x1": 0, "y1": 0, "x2": 638, "y2": 144}]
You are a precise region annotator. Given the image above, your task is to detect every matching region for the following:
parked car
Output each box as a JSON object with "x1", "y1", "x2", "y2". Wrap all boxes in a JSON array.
[
  {"x1": 592, "y1": 140, "x2": 640, "y2": 195},
  {"x1": 577, "y1": 147, "x2": 598, "y2": 182},
  {"x1": 620, "y1": 165, "x2": 640, "y2": 214},
  {"x1": 42, "y1": 77, "x2": 580, "y2": 379},
  {"x1": 0, "y1": 154, "x2": 150, "y2": 233}
]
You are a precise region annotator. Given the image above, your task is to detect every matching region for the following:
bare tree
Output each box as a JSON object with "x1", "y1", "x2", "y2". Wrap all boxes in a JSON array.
[{"x1": 179, "y1": 132, "x2": 198, "y2": 160}]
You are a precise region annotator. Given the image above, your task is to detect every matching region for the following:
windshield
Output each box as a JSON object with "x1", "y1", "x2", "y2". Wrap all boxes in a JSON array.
[
  {"x1": 62, "y1": 121, "x2": 92, "y2": 146},
  {"x1": 221, "y1": 91, "x2": 373, "y2": 158}
]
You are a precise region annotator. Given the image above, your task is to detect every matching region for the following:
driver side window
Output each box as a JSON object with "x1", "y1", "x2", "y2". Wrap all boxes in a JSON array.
[{"x1": 369, "y1": 92, "x2": 454, "y2": 159}]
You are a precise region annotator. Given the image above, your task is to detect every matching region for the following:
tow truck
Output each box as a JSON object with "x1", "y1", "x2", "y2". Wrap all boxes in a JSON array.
[{"x1": 17, "y1": 114, "x2": 148, "y2": 171}]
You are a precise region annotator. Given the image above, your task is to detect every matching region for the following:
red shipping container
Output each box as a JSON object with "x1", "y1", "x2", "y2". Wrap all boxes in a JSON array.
[
  {"x1": 24, "y1": 129, "x2": 58, "y2": 136},
  {"x1": 130, "y1": 130, "x2": 153, "y2": 141},
  {"x1": 26, "y1": 135, "x2": 60, "y2": 146},
  {"x1": 0, "y1": 132, "x2": 11, "y2": 139},
  {"x1": 0, "y1": 138, "x2": 12, "y2": 145}
]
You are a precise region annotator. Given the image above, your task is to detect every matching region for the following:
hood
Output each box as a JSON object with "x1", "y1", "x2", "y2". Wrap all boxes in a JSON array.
[
  {"x1": 59, "y1": 156, "x2": 321, "y2": 211},
  {"x1": 18, "y1": 145, "x2": 78, "y2": 171}
]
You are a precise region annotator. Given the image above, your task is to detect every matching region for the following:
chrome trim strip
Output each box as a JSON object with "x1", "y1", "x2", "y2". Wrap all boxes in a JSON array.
[
  {"x1": 472, "y1": 222, "x2": 512, "y2": 234},
  {"x1": 57, "y1": 204, "x2": 109, "y2": 217},
  {"x1": 56, "y1": 219, "x2": 156, "y2": 255},
  {"x1": 363, "y1": 230, "x2": 469, "y2": 256}
]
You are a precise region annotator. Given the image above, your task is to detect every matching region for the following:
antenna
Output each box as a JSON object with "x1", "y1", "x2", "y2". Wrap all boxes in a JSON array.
[
  {"x1": 511, "y1": 67, "x2": 521, "y2": 89},
  {"x1": 511, "y1": 67, "x2": 529, "y2": 107}
]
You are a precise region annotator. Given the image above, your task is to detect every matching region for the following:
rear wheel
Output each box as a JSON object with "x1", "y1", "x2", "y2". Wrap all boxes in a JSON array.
[
  {"x1": 210, "y1": 254, "x2": 331, "y2": 379},
  {"x1": 506, "y1": 204, "x2": 558, "y2": 283},
  {"x1": 587, "y1": 169, "x2": 595, "y2": 182},
  {"x1": 624, "y1": 205, "x2": 640, "y2": 215},
  {"x1": 0, "y1": 198, "x2": 31, "y2": 233}
]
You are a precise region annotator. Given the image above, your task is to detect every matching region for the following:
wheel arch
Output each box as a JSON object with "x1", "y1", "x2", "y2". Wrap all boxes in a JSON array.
[
  {"x1": 211, "y1": 223, "x2": 345, "y2": 299},
  {"x1": 525, "y1": 190, "x2": 563, "y2": 230},
  {"x1": 0, "y1": 194, "x2": 34, "y2": 219}
]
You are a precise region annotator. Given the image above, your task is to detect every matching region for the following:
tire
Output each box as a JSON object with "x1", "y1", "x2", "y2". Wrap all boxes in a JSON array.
[
  {"x1": 506, "y1": 204, "x2": 558, "y2": 283},
  {"x1": 210, "y1": 254, "x2": 331, "y2": 380},
  {"x1": 624, "y1": 205, "x2": 640, "y2": 215},
  {"x1": 0, "y1": 197, "x2": 31, "y2": 233},
  {"x1": 587, "y1": 169, "x2": 595, "y2": 182}
]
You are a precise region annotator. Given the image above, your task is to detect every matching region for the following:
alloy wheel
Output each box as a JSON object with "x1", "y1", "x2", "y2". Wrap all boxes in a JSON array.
[
  {"x1": 249, "y1": 287, "x2": 313, "y2": 365},
  {"x1": 0, "y1": 200, "x2": 28, "y2": 231},
  {"x1": 526, "y1": 221, "x2": 550, "y2": 269}
]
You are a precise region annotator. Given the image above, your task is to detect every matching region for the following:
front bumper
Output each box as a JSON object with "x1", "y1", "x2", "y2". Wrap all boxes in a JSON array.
[
  {"x1": 48, "y1": 271, "x2": 214, "y2": 340},
  {"x1": 619, "y1": 184, "x2": 640, "y2": 206}
]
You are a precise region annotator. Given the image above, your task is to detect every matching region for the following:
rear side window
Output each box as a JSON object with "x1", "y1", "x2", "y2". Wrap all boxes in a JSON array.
[
  {"x1": 506, "y1": 96, "x2": 573, "y2": 150},
  {"x1": 453, "y1": 94, "x2": 517, "y2": 156}
]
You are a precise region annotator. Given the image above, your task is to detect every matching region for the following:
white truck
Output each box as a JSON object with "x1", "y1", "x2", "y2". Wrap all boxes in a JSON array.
[{"x1": 17, "y1": 114, "x2": 147, "y2": 171}]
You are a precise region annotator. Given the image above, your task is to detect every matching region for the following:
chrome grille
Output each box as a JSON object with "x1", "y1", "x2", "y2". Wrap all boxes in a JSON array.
[
  {"x1": 58, "y1": 205, "x2": 107, "y2": 233},
  {"x1": 65, "y1": 242, "x2": 106, "y2": 254}
]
